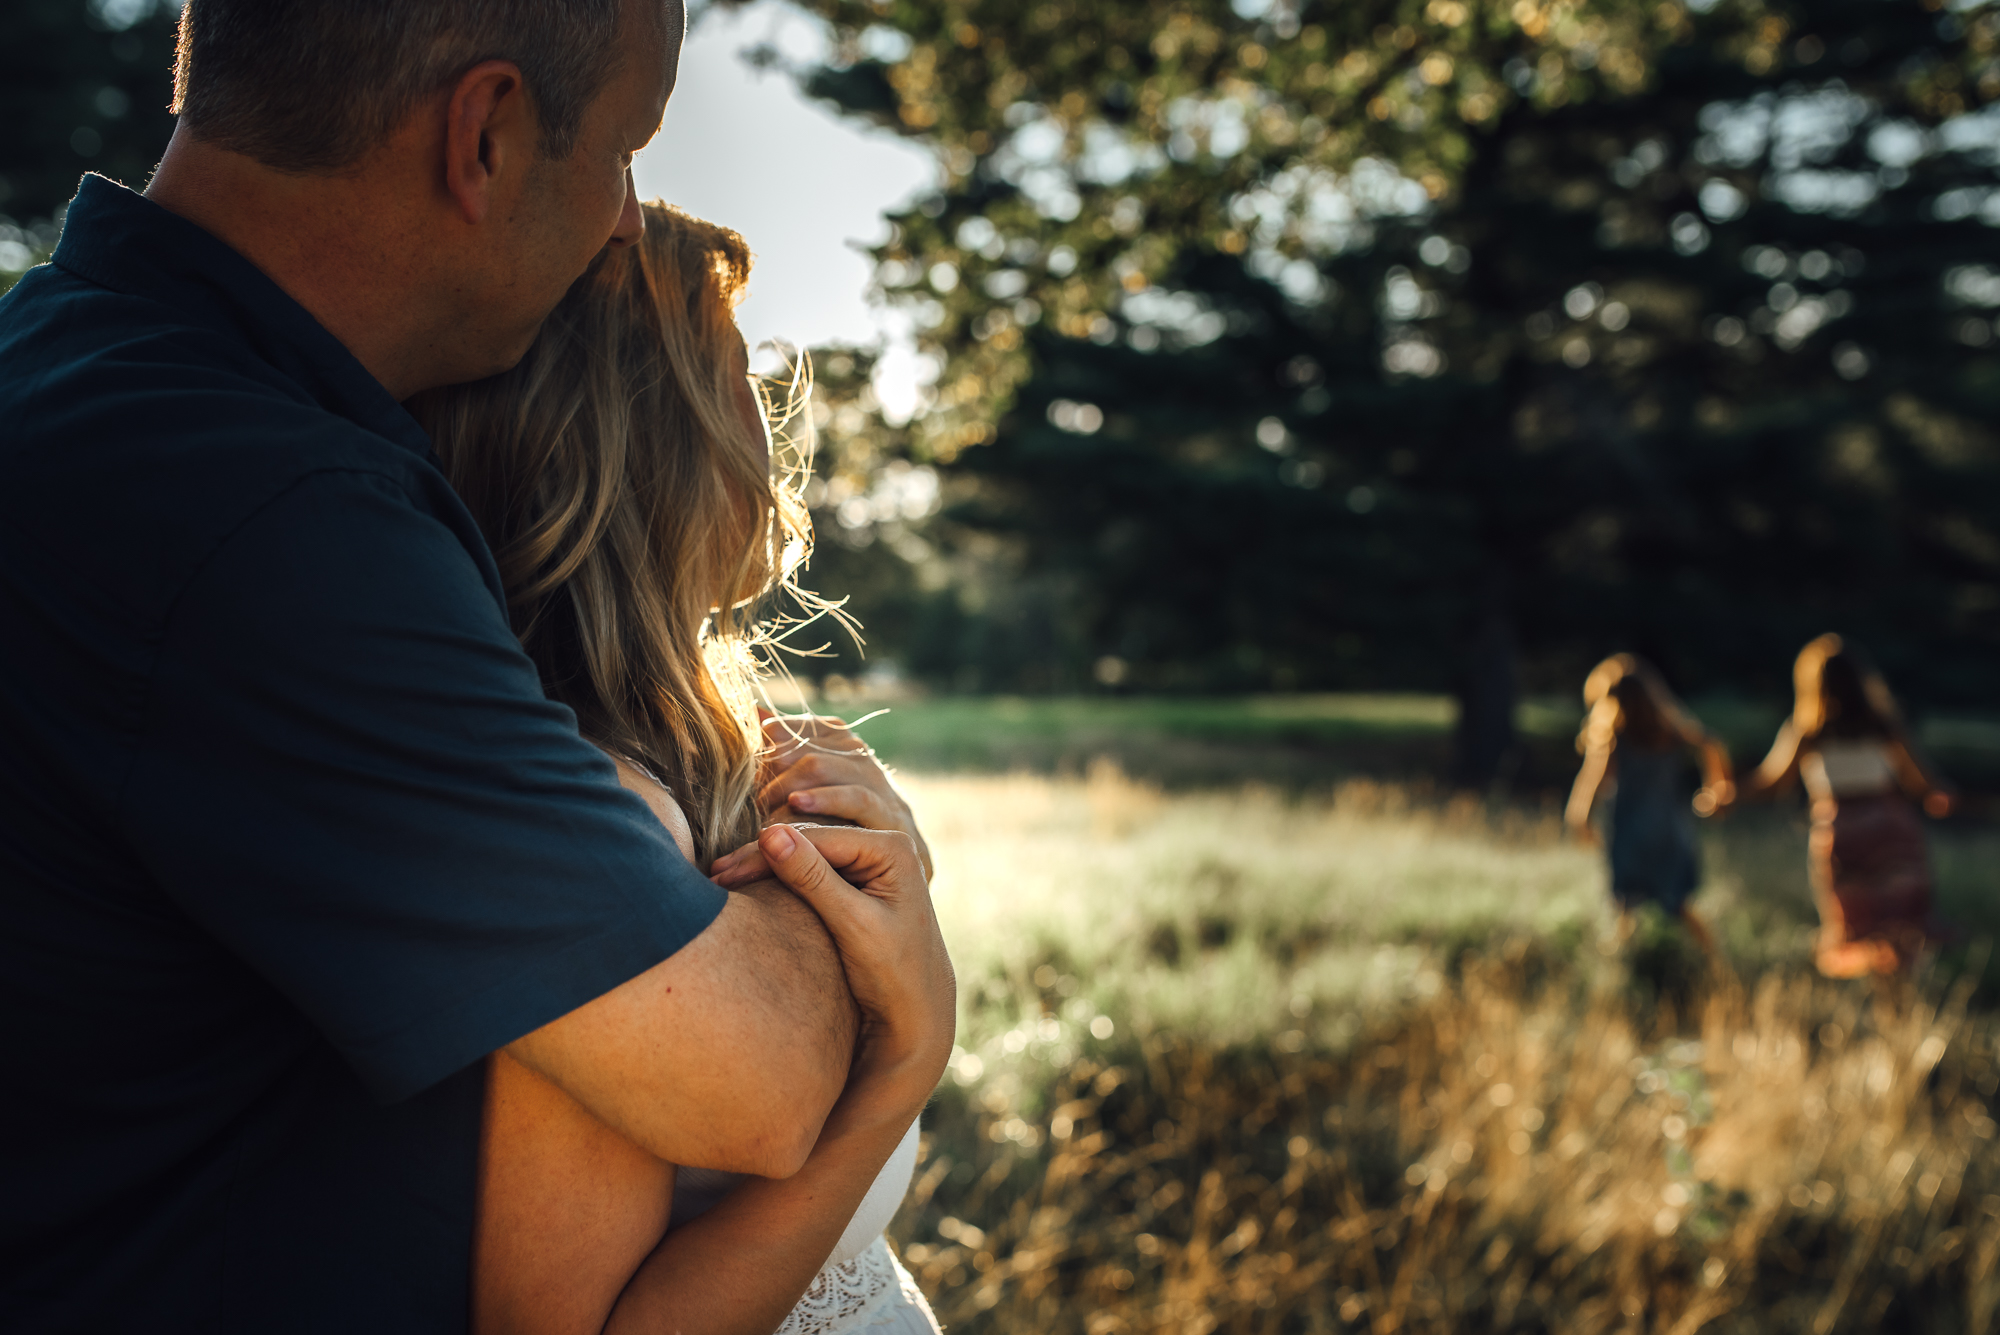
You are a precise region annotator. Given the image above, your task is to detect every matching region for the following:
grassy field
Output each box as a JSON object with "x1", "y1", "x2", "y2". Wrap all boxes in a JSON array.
[
  {"x1": 817, "y1": 692, "x2": 2000, "y2": 797},
  {"x1": 881, "y1": 761, "x2": 2000, "y2": 1332}
]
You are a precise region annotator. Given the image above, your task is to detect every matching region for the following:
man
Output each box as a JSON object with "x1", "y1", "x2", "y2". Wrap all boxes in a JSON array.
[{"x1": 0, "y1": 1, "x2": 890, "y2": 1329}]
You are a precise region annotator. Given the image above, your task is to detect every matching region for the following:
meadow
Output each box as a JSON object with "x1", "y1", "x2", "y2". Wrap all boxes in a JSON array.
[
  {"x1": 843, "y1": 699, "x2": 2000, "y2": 1332},
  {"x1": 827, "y1": 691, "x2": 2000, "y2": 799}
]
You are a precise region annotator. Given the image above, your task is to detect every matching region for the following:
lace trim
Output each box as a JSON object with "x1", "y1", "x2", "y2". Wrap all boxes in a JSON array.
[{"x1": 774, "y1": 1237, "x2": 936, "y2": 1335}]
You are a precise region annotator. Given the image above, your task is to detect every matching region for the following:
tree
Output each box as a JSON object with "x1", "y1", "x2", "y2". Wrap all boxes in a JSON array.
[{"x1": 762, "y1": 0, "x2": 2000, "y2": 783}]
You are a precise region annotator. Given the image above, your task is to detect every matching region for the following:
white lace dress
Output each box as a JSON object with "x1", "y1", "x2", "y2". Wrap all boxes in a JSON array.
[{"x1": 671, "y1": 1120, "x2": 942, "y2": 1334}]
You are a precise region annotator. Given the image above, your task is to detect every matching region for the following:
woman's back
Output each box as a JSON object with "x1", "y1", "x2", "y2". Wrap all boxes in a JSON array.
[
  {"x1": 1801, "y1": 738, "x2": 1896, "y2": 802},
  {"x1": 1746, "y1": 634, "x2": 1953, "y2": 977},
  {"x1": 1605, "y1": 744, "x2": 1701, "y2": 910}
]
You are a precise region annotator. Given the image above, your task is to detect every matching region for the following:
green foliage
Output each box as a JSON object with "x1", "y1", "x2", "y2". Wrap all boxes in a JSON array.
[
  {"x1": 0, "y1": 0, "x2": 181, "y2": 293},
  {"x1": 0, "y1": 0, "x2": 181, "y2": 222},
  {"x1": 768, "y1": 0, "x2": 2000, "y2": 740}
]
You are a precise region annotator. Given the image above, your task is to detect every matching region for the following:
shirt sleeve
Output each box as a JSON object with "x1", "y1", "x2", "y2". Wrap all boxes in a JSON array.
[{"x1": 120, "y1": 467, "x2": 727, "y2": 1103}]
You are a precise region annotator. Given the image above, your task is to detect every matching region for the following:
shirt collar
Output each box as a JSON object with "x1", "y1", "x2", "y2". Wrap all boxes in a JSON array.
[{"x1": 50, "y1": 173, "x2": 433, "y2": 459}]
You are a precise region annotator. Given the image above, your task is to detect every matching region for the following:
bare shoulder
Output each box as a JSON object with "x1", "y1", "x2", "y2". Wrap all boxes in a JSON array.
[{"x1": 610, "y1": 755, "x2": 697, "y2": 864}]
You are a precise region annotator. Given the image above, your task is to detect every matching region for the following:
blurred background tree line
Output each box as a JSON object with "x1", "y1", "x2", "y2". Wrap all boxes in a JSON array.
[
  {"x1": 7, "y1": 0, "x2": 1997, "y2": 787},
  {"x1": 746, "y1": 0, "x2": 2000, "y2": 785},
  {"x1": 0, "y1": 0, "x2": 179, "y2": 264}
]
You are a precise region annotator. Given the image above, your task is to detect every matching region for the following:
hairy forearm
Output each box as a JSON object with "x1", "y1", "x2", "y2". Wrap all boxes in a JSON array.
[
  {"x1": 505, "y1": 880, "x2": 860, "y2": 1178},
  {"x1": 657, "y1": 881, "x2": 860, "y2": 1174},
  {"x1": 730, "y1": 877, "x2": 863, "y2": 1079}
]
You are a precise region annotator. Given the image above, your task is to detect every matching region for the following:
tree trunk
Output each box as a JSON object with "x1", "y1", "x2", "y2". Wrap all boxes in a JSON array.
[{"x1": 1449, "y1": 591, "x2": 1520, "y2": 791}]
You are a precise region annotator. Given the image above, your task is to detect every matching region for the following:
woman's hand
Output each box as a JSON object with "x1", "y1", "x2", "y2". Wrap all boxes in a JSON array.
[
  {"x1": 758, "y1": 713, "x2": 933, "y2": 879},
  {"x1": 1693, "y1": 779, "x2": 1736, "y2": 817},
  {"x1": 711, "y1": 824, "x2": 954, "y2": 1098}
]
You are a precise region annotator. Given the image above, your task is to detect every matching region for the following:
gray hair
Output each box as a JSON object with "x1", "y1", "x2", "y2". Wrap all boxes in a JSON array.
[{"x1": 171, "y1": 0, "x2": 642, "y2": 171}]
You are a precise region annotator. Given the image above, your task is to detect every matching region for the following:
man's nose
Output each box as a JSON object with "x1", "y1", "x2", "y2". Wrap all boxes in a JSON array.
[{"x1": 608, "y1": 169, "x2": 644, "y2": 249}]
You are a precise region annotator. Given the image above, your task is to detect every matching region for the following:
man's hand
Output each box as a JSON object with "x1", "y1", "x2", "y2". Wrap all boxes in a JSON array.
[{"x1": 758, "y1": 713, "x2": 933, "y2": 878}]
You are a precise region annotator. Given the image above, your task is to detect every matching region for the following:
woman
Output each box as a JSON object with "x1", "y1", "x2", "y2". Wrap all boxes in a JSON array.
[
  {"x1": 1565, "y1": 654, "x2": 1734, "y2": 950},
  {"x1": 1730, "y1": 635, "x2": 1954, "y2": 977},
  {"x1": 413, "y1": 202, "x2": 947, "y2": 1333}
]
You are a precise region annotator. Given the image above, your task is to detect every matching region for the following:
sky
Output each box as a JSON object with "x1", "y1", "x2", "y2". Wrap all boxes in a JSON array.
[{"x1": 632, "y1": 1, "x2": 938, "y2": 416}]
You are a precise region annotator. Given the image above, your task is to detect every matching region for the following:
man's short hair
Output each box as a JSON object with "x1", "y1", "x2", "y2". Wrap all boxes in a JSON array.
[{"x1": 171, "y1": 0, "x2": 638, "y2": 172}]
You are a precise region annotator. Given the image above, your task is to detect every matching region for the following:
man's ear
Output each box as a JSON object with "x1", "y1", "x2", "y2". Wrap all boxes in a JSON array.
[{"x1": 443, "y1": 60, "x2": 533, "y2": 226}]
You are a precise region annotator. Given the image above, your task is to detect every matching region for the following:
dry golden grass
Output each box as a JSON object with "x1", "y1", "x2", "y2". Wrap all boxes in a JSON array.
[{"x1": 888, "y1": 767, "x2": 2000, "y2": 1332}]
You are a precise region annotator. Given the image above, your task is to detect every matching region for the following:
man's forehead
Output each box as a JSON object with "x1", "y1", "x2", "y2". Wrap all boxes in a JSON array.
[{"x1": 650, "y1": 0, "x2": 687, "y2": 103}]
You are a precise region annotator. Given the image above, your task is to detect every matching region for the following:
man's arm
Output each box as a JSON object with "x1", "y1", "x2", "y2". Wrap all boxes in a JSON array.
[
  {"x1": 127, "y1": 471, "x2": 859, "y2": 1139},
  {"x1": 506, "y1": 878, "x2": 860, "y2": 1179}
]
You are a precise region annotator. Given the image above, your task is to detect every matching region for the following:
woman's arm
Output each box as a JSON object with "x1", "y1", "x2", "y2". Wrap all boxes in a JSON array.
[
  {"x1": 1691, "y1": 736, "x2": 1736, "y2": 815},
  {"x1": 1565, "y1": 743, "x2": 1611, "y2": 838},
  {"x1": 475, "y1": 1051, "x2": 675, "y2": 1335},
  {"x1": 607, "y1": 824, "x2": 956, "y2": 1335},
  {"x1": 476, "y1": 758, "x2": 696, "y2": 1335},
  {"x1": 603, "y1": 1056, "x2": 921, "y2": 1335},
  {"x1": 1735, "y1": 718, "x2": 1804, "y2": 802},
  {"x1": 1659, "y1": 704, "x2": 1737, "y2": 815},
  {"x1": 1885, "y1": 736, "x2": 1956, "y2": 815}
]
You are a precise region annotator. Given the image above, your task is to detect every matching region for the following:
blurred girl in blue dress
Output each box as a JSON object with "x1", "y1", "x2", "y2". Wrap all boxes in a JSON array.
[{"x1": 1566, "y1": 654, "x2": 1735, "y2": 950}]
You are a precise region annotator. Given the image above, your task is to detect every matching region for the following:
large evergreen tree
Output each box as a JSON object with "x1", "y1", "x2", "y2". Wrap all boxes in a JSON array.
[{"x1": 767, "y1": 0, "x2": 2000, "y2": 781}]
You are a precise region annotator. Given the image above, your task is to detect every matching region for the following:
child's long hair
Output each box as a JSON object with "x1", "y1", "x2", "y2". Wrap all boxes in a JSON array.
[
  {"x1": 1577, "y1": 653, "x2": 1702, "y2": 753},
  {"x1": 1791, "y1": 634, "x2": 1903, "y2": 742},
  {"x1": 413, "y1": 202, "x2": 819, "y2": 864}
]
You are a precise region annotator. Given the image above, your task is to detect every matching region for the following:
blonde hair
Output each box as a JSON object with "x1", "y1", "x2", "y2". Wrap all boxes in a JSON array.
[{"x1": 413, "y1": 202, "x2": 817, "y2": 864}]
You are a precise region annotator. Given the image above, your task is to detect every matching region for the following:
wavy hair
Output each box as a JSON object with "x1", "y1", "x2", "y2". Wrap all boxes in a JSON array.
[
  {"x1": 1577, "y1": 653, "x2": 1704, "y2": 753},
  {"x1": 413, "y1": 201, "x2": 817, "y2": 864},
  {"x1": 1791, "y1": 634, "x2": 1903, "y2": 742}
]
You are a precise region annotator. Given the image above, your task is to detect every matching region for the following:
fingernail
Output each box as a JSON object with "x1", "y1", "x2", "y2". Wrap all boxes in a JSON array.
[
  {"x1": 763, "y1": 826, "x2": 797, "y2": 858},
  {"x1": 792, "y1": 791, "x2": 817, "y2": 810}
]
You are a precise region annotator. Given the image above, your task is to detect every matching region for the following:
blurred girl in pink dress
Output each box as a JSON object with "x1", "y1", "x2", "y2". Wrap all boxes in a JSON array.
[{"x1": 1731, "y1": 635, "x2": 1955, "y2": 977}]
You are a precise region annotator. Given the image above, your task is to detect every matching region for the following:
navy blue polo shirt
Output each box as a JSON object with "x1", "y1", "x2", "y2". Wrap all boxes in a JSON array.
[{"x1": 0, "y1": 176, "x2": 728, "y2": 1332}]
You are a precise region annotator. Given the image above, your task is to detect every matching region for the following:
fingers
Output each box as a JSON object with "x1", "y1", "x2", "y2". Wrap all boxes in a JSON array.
[
  {"x1": 737, "y1": 825, "x2": 878, "y2": 937},
  {"x1": 786, "y1": 784, "x2": 890, "y2": 828},
  {"x1": 763, "y1": 795, "x2": 933, "y2": 881},
  {"x1": 712, "y1": 823, "x2": 923, "y2": 897},
  {"x1": 709, "y1": 838, "x2": 769, "y2": 884},
  {"x1": 758, "y1": 751, "x2": 899, "y2": 815},
  {"x1": 764, "y1": 804, "x2": 863, "y2": 830}
]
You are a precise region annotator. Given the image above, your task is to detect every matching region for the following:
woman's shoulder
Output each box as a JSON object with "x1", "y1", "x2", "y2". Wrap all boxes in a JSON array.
[{"x1": 608, "y1": 753, "x2": 698, "y2": 862}]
